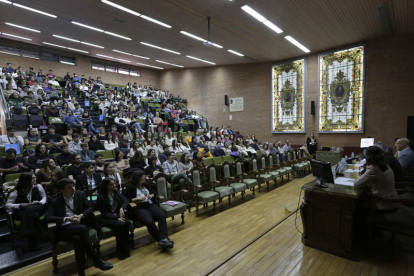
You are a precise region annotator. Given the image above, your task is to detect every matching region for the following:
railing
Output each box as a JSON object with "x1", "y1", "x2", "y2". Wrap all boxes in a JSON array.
[
  {"x1": 175, "y1": 102, "x2": 209, "y2": 130},
  {"x1": 0, "y1": 85, "x2": 11, "y2": 134}
]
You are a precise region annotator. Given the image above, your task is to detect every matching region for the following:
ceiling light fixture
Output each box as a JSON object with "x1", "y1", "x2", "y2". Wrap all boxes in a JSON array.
[
  {"x1": 0, "y1": 51, "x2": 20, "y2": 56},
  {"x1": 1, "y1": 32, "x2": 32, "y2": 41},
  {"x1": 71, "y1": 21, "x2": 104, "y2": 32},
  {"x1": 42, "y1": 42, "x2": 67, "y2": 48},
  {"x1": 150, "y1": 66, "x2": 164, "y2": 70},
  {"x1": 53, "y1": 35, "x2": 80, "y2": 42},
  {"x1": 68, "y1": 48, "x2": 89, "y2": 53},
  {"x1": 96, "y1": 53, "x2": 131, "y2": 62},
  {"x1": 0, "y1": 0, "x2": 12, "y2": 4},
  {"x1": 180, "y1": 31, "x2": 223, "y2": 48},
  {"x1": 241, "y1": 5, "x2": 283, "y2": 34},
  {"x1": 136, "y1": 63, "x2": 151, "y2": 67},
  {"x1": 155, "y1": 60, "x2": 184, "y2": 68},
  {"x1": 13, "y1": 3, "x2": 57, "y2": 18},
  {"x1": 104, "y1": 31, "x2": 131, "y2": 40},
  {"x1": 5, "y1": 22, "x2": 41, "y2": 33},
  {"x1": 186, "y1": 55, "x2": 216, "y2": 65},
  {"x1": 113, "y1": 49, "x2": 150, "y2": 59},
  {"x1": 101, "y1": 0, "x2": 141, "y2": 16},
  {"x1": 140, "y1": 42, "x2": 181, "y2": 55},
  {"x1": 80, "y1": 42, "x2": 105, "y2": 48},
  {"x1": 60, "y1": 61, "x2": 75, "y2": 65},
  {"x1": 285, "y1": 36, "x2": 310, "y2": 53},
  {"x1": 140, "y1": 15, "x2": 172, "y2": 28},
  {"x1": 227, "y1": 49, "x2": 244, "y2": 57}
]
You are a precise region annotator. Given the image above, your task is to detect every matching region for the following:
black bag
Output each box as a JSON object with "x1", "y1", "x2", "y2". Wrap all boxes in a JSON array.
[
  {"x1": 13, "y1": 106, "x2": 23, "y2": 115},
  {"x1": 49, "y1": 146, "x2": 61, "y2": 154},
  {"x1": 24, "y1": 149, "x2": 36, "y2": 157},
  {"x1": 28, "y1": 106, "x2": 40, "y2": 115}
]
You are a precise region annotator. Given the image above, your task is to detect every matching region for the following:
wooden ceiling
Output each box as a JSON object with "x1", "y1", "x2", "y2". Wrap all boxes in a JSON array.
[{"x1": 0, "y1": 0, "x2": 413, "y2": 70}]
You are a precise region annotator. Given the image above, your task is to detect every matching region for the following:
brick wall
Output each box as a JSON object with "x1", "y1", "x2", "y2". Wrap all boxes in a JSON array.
[
  {"x1": 160, "y1": 34, "x2": 414, "y2": 151},
  {"x1": 0, "y1": 38, "x2": 160, "y2": 87}
]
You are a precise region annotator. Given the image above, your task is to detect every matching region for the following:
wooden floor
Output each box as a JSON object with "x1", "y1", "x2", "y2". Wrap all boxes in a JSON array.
[{"x1": 8, "y1": 173, "x2": 414, "y2": 276}]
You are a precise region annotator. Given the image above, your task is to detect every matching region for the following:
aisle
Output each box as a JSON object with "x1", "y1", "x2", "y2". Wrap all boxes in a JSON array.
[{"x1": 10, "y1": 175, "x2": 313, "y2": 276}]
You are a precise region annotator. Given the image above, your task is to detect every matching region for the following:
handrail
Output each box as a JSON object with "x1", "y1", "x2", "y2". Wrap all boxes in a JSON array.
[{"x1": 0, "y1": 84, "x2": 11, "y2": 134}]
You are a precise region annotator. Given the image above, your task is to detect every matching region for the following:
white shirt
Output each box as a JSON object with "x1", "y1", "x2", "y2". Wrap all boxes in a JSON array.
[
  {"x1": 136, "y1": 187, "x2": 152, "y2": 204},
  {"x1": 0, "y1": 135, "x2": 24, "y2": 146},
  {"x1": 86, "y1": 174, "x2": 96, "y2": 190},
  {"x1": 48, "y1": 80, "x2": 60, "y2": 87},
  {"x1": 64, "y1": 195, "x2": 76, "y2": 217},
  {"x1": 6, "y1": 184, "x2": 47, "y2": 212}
]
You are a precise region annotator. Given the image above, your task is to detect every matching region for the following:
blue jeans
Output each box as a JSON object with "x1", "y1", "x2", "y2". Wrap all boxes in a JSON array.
[
  {"x1": 84, "y1": 123, "x2": 96, "y2": 133},
  {"x1": 131, "y1": 122, "x2": 143, "y2": 133}
]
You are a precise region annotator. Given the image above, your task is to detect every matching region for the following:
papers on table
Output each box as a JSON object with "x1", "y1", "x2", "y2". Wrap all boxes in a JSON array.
[{"x1": 334, "y1": 177, "x2": 355, "y2": 186}]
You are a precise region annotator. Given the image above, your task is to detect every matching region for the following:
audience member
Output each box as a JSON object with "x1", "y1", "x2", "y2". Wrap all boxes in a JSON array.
[
  {"x1": 395, "y1": 138, "x2": 414, "y2": 175},
  {"x1": 24, "y1": 128, "x2": 42, "y2": 146},
  {"x1": 0, "y1": 126, "x2": 24, "y2": 146},
  {"x1": 0, "y1": 148, "x2": 29, "y2": 176},
  {"x1": 42, "y1": 125, "x2": 64, "y2": 146},
  {"x1": 375, "y1": 142, "x2": 404, "y2": 182},
  {"x1": 45, "y1": 168, "x2": 66, "y2": 197},
  {"x1": 68, "y1": 133, "x2": 82, "y2": 154},
  {"x1": 79, "y1": 143, "x2": 96, "y2": 164},
  {"x1": 56, "y1": 144, "x2": 72, "y2": 167},
  {"x1": 75, "y1": 162, "x2": 102, "y2": 193},
  {"x1": 28, "y1": 143, "x2": 55, "y2": 171},
  {"x1": 66, "y1": 154, "x2": 84, "y2": 182},
  {"x1": 103, "y1": 163, "x2": 122, "y2": 189}
]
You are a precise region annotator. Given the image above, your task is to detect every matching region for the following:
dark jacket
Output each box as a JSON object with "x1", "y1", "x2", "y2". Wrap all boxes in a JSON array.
[
  {"x1": 213, "y1": 148, "x2": 226, "y2": 157},
  {"x1": 75, "y1": 173, "x2": 103, "y2": 191},
  {"x1": 158, "y1": 153, "x2": 168, "y2": 165},
  {"x1": 96, "y1": 193, "x2": 129, "y2": 220},
  {"x1": 45, "y1": 191, "x2": 93, "y2": 226},
  {"x1": 56, "y1": 152, "x2": 72, "y2": 166},
  {"x1": 28, "y1": 154, "x2": 55, "y2": 170},
  {"x1": 384, "y1": 152, "x2": 404, "y2": 182}
]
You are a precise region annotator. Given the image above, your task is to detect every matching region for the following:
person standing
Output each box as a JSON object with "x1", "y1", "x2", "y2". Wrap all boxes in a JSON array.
[{"x1": 306, "y1": 133, "x2": 317, "y2": 155}]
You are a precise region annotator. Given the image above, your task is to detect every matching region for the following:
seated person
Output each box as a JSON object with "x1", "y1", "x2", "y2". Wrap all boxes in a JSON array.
[
  {"x1": 122, "y1": 172, "x2": 174, "y2": 248},
  {"x1": 44, "y1": 83, "x2": 57, "y2": 94},
  {"x1": 67, "y1": 154, "x2": 84, "y2": 182},
  {"x1": 94, "y1": 153, "x2": 105, "y2": 174},
  {"x1": 189, "y1": 136, "x2": 202, "y2": 151},
  {"x1": 103, "y1": 163, "x2": 122, "y2": 189},
  {"x1": 282, "y1": 139, "x2": 293, "y2": 153},
  {"x1": 395, "y1": 138, "x2": 414, "y2": 175},
  {"x1": 158, "y1": 145, "x2": 171, "y2": 165},
  {"x1": 36, "y1": 158, "x2": 58, "y2": 186},
  {"x1": 0, "y1": 126, "x2": 24, "y2": 146},
  {"x1": 144, "y1": 156, "x2": 163, "y2": 178},
  {"x1": 24, "y1": 128, "x2": 42, "y2": 146},
  {"x1": 88, "y1": 134, "x2": 104, "y2": 152},
  {"x1": 73, "y1": 103, "x2": 84, "y2": 116},
  {"x1": 45, "y1": 168, "x2": 66, "y2": 198},
  {"x1": 75, "y1": 162, "x2": 102, "y2": 193},
  {"x1": 199, "y1": 147, "x2": 213, "y2": 158},
  {"x1": 24, "y1": 91, "x2": 38, "y2": 106},
  {"x1": 56, "y1": 144, "x2": 73, "y2": 167},
  {"x1": 69, "y1": 133, "x2": 82, "y2": 154},
  {"x1": 375, "y1": 142, "x2": 404, "y2": 182},
  {"x1": 79, "y1": 143, "x2": 96, "y2": 164},
  {"x1": 0, "y1": 148, "x2": 29, "y2": 177},
  {"x1": 113, "y1": 150, "x2": 130, "y2": 173},
  {"x1": 42, "y1": 125, "x2": 64, "y2": 146},
  {"x1": 48, "y1": 77, "x2": 60, "y2": 87},
  {"x1": 45, "y1": 179, "x2": 113, "y2": 275},
  {"x1": 178, "y1": 153, "x2": 193, "y2": 173},
  {"x1": 145, "y1": 139, "x2": 159, "y2": 156},
  {"x1": 162, "y1": 151, "x2": 191, "y2": 190},
  {"x1": 96, "y1": 178, "x2": 131, "y2": 260},
  {"x1": 192, "y1": 151, "x2": 205, "y2": 168},
  {"x1": 6, "y1": 172, "x2": 46, "y2": 251},
  {"x1": 63, "y1": 109, "x2": 82, "y2": 129},
  {"x1": 8, "y1": 92, "x2": 25, "y2": 108},
  {"x1": 28, "y1": 143, "x2": 55, "y2": 171},
  {"x1": 213, "y1": 143, "x2": 226, "y2": 157},
  {"x1": 104, "y1": 133, "x2": 119, "y2": 151},
  {"x1": 355, "y1": 146, "x2": 399, "y2": 211}
]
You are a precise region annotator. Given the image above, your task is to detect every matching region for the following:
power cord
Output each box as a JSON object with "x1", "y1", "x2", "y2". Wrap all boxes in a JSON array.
[{"x1": 294, "y1": 183, "x2": 306, "y2": 234}]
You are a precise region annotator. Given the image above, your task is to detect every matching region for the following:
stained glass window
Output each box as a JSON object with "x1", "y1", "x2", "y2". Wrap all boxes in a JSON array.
[
  {"x1": 272, "y1": 59, "x2": 305, "y2": 133},
  {"x1": 318, "y1": 46, "x2": 364, "y2": 133}
]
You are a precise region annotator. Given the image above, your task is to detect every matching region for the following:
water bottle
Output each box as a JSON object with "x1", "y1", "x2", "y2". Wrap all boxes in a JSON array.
[{"x1": 351, "y1": 152, "x2": 355, "y2": 158}]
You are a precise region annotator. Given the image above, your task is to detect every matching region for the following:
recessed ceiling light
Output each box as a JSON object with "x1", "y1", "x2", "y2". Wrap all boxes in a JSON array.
[
  {"x1": 285, "y1": 36, "x2": 310, "y2": 53},
  {"x1": 43, "y1": 42, "x2": 67, "y2": 48},
  {"x1": 60, "y1": 61, "x2": 75, "y2": 65},
  {"x1": 96, "y1": 54, "x2": 131, "y2": 62},
  {"x1": 180, "y1": 31, "x2": 223, "y2": 48},
  {"x1": 81, "y1": 42, "x2": 105, "y2": 48},
  {"x1": 227, "y1": 49, "x2": 244, "y2": 57},
  {"x1": 53, "y1": 35, "x2": 80, "y2": 43},
  {"x1": 241, "y1": 5, "x2": 283, "y2": 34},
  {"x1": 155, "y1": 60, "x2": 184, "y2": 68},
  {"x1": 104, "y1": 31, "x2": 131, "y2": 40},
  {"x1": 113, "y1": 49, "x2": 150, "y2": 59},
  {"x1": 150, "y1": 66, "x2": 164, "y2": 70},
  {"x1": 136, "y1": 63, "x2": 151, "y2": 67},
  {"x1": 0, "y1": 0, "x2": 12, "y2": 4},
  {"x1": 186, "y1": 55, "x2": 216, "y2": 65},
  {"x1": 71, "y1": 21, "x2": 104, "y2": 32},
  {"x1": 13, "y1": 3, "x2": 57, "y2": 18},
  {"x1": 140, "y1": 42, "x2": 181, "y2": 55},
  {"x1": 68, "y1": 48, "x2": 89, "y2": 53},
  {"x1": 101, "y1": 0, "x2": 141, "y2": 16},
  {"x1": 5, "y1": 22, "x2": 41, "y2": 33},
  {"x1": 140, "y1": 15, "x2": 172, "y2": 28},
  {"x1": 1, "y1": 32, "x2": 32, "y2": 41}
]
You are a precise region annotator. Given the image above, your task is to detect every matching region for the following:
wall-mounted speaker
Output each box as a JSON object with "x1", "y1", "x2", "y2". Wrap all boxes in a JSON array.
[
  {"x1": 224, "y1": 95, "x2": 229, "y2": 106},
  {"x1": 311, "y1": 101, "x2": 315, "y2": 115}
]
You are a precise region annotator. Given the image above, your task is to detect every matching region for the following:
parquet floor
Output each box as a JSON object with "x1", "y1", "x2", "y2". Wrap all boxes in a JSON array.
[{"x1": 8, "y1": 173, "x2": 414, "y2": 276}]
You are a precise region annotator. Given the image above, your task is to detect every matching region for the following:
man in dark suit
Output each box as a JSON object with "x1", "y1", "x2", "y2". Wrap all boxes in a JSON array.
[
  {"x1": 45, "y1": 178, "x2": 112, "y2": 276},
  {"x1": 395, "y1": 138, "x2": 414, "y2": 176},
  {"x1": 375, "y1": 142, "x2": 404, "y2": 182},
  {"x1": 75, "y1": 162, "x2": 102, "y2": 193}
]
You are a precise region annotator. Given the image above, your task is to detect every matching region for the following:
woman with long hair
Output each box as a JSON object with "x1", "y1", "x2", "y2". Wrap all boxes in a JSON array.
[
  {"x1": 59, "y1": 102, "x2": 70, "y2": 117},
  {"x1": 28, "y1": 143, "x2": 54, "y2": 171},
  {"x1": 130, "y1": 148, "x2": 145, "y2": 169},
  {"x1": 63, "y1": 126, "x2": 73, "y2": 145},
  {"x1": 103, "y1": 163, "x2": 122, "y2": 189},
  {"x1": 122, "y1": 172, "x2": 174, "y2": 248},
  {"x1": 104, "y1": 133, "x2": 119, "y2": 151},
  {"x1": 165, "y1": 130, "x2": 174, "y2": 146},
  {"x1": 45, "y1": 168, "x2": 66, "y2": 197},
  {"x1": 355, "y1": 146, "x2": 399, "y2": 211},
  {"x1": 36, "y1": 158, "x2": 58, "y2": 185},
  {"x1": 114, "y1": 150, "x2": 130, "y2": 173},
  {"x1": 145, "y1": 149, "x2": 161, "y2": 166},
  {"x1": 171, "y1": 139, "x2": 181, "y2": 154},
  {"x1": 178, "y1": 153, "x2": 193, "y2": 173},
  {"x1": 192, "y1": 151, "x2": 205, "y2": 168},
  {"x1": 24, "y1": 128, "x2": 42, "y2": 146},
  {"x1": 89, "y1": 134, "x2": 105, "y2": 151},
  {"x1": 5, "y1": 172, "x2": 46, "y2": 251},
  {"x1": 80, "y1": 127, "x2": 90, "y2": 143},
  {"x1": 98, "y1": 127, "x2": 107, "y2": 141},
  {"x1": 96, "y1": 178, "x2": 130, "y2": 260}
]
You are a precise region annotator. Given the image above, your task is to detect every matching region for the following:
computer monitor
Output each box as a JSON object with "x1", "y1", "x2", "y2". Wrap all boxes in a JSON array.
[
  {"x1": 310, "y1": 159, "x2": 334, "y2": 188},
  {"x1": 360, "y1": 138, "x2": 375, "y2": 148}
]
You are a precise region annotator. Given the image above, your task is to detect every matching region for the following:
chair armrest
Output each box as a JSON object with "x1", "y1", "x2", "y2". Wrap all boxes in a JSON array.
[
  {"x1": 48, "y1": 222, "x2": 57, "y2": 231},
  {"x1": 194, "y1": 185, "x2": 202, "y2": 192},
  {"x1": 155, "y1": 195, "x2": 164, "y2": 206},
  {"x1": 129, "y1": 203, "x2": 137, "y2": 210},
  {"x1": 92, "y1": 211, "x2": 101, "y2": 220}
]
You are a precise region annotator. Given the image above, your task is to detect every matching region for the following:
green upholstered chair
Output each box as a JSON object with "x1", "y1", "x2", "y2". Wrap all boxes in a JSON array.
[
  {"x1": 279, "y1": 152, "x2": 293, "y2": 180},
  {"x1": 101, "y1": 150, "x2": 114, "y2": 162},
  {"x1": 260, "y1": 156, "x2": 279, "y2": 189},
  {"x1": 190, "y1": 167, "x2": 219, "y2": 216},
  {"x1": 235, "y1": 160, "x2": 258, "y2": 195},
  {"x1": 292, "y1": 149, "x2": 307, "y2": 175},
  {"x1": 207, "y1": 164, "x2": 233, "y2": 205},
  {"x1": 4, "y1": 173, "x2": 22, "y2": 183},
  {"x1": 212, "y1": 156, "x2": 224, "y2": 166},
  {"x1": 221, "y1": 161, "x2": 247, "y2": 199},
  {"x1": 204, "y1": 158, "x2": 213, "y2": 166},
  {"x1": 273, "y1": 153, "x2": 288, "y2": 181},
  {"x1": 222, "y1": 155, "x2": 234, "y2": 164},
  {"x1": 153, "y1": 173, "x2": 187, "y2": 224},
  {"x1": 251, "y1": 158, "x2": 272, "y2": 192}
]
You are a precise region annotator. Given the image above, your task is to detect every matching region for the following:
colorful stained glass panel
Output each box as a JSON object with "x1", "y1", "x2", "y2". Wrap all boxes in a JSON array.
[
  {"x1": 271, "y1": 59, "x2": 305, "y2": 133},
  {"x1": 318, "y1": 46, "x2": 365, "y2": 133}
]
